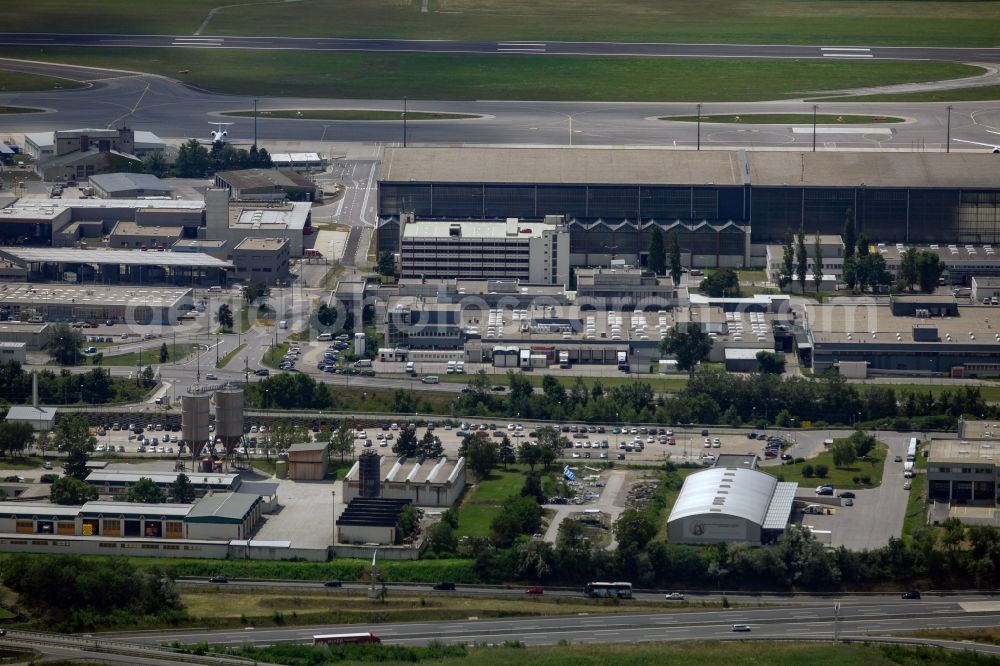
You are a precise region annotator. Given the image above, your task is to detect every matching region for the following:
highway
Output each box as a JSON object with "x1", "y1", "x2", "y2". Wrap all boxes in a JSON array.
[
  {"x1": 107, "y1": 597, "x2": 1000, "y2": 649},
  {"x1": 0, "y1": 32, "x2": 998, "y2": 64}
]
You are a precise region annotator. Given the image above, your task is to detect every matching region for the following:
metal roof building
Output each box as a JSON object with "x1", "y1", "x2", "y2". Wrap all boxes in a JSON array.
[
  {"x1": 667, "y1": 467, "x2": 797, "y2": 546},
  {"x1": 89, "y1": 173, "x2": 173, "y2": 199},
  {"x1": 4, "y1": 405, "x2": 56, "y2": 431},
  {"x1": 378, "y1": 148, "x2": 1000, "y2": 253}
]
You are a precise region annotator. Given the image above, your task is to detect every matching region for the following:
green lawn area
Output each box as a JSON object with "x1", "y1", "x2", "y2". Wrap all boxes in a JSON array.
[
  {"x1": 663, "y1": 113, "x2": 905, "y2": 124},
  {"x1": 0, "y1": 69, "x2": 86, "y2": 93},
  {"x1": 901, "y1": 453, "x2": 929, "y2": 540},
  {"x1": 261, "y1": 342, "x2": 290, "y2": 370},
  {"x1": 456, "y1": 469, "x2": 526, "y2": 537},
  {"x1": 225, "y1": 109, "x2": 480, "y2": 121},
  {"x1": 816, "y1": 85, "x2": 1000, "y2": 103},
  {"x1": 9, "y1": 0, "x2": 1000, "y2": 47},
  {"x1": 764, "y1": 442, "x2": 887, "y2": 490},
  {"x1": 0, "y1": 47, "x2": 979, "y2": 102},
  {"x1": 217, "y1": 343, "x2": 245, "y2": 369},
  {"x1": 0, "y1": 105, "x2": 43, "y2": 114},
  {"x1": 0, "y1": 457, "x2": 45, "y2": 470},
  {"x1": 96, "y1": 343, "x2": 193, "y2": 367}
]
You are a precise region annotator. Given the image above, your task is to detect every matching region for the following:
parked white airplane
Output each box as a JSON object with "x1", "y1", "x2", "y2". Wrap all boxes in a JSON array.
[
  {"x1": 953, "y1": 129, "x2": 1000, "y2": 153},
  {"x1": 188, "y1": 122, "x2": 252, "y2": 147}
]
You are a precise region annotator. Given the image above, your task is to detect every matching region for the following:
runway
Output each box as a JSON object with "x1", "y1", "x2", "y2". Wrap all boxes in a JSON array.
[
  {"x1": 1, "y1": 59, "x2": 998, "y2": 152},
  {"x1": 0, "y1": 32, "x2": 999, "y2": 64}
]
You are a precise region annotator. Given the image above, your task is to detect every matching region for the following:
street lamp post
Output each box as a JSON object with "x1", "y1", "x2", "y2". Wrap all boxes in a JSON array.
[
  {"x1": 946, "y1": 105, "x2": 952, "y2": 153},
  {"x1": 812, "y1": 105, "x2": 818, "y2": 152},
  {"x1": 696, "y1": 103, "x2": 702, "y2": 151}
]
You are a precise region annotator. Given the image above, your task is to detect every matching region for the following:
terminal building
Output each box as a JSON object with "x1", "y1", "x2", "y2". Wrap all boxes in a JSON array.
[
  {"x1": 377, "y1": 147, "x2": 1000, "y2": 268},
  {"x1": 231, "y1": 237, "x2": 290, "y2": 286}
]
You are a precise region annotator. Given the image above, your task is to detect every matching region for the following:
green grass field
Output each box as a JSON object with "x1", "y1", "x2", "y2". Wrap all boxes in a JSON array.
[
  {"x1": 0, "y1": 70, "x2": 85, "y2": 92},
  {"x1": 901, "y1": 455, "x2": 929, "y2": 540},
  {"x1": 96, "y1": 343, "x2": 193, "y2": 367},
  {"x1": 225, "y1": 109, "x2": 479, "y2": 121},
  {"x1": 261, "y1": 342, "x2": 289, "y2": 370},
  {"x1": 0, "y1": 47, "x2": 978, "y2": 102},
  {"x1": 216, "y1": 343, "x2": 245, "y2": 369},
  {"x1": 663, "y1": 114, "x2": 905, "y2": 124},
  {"x1": 0, "y1": 105, "x2": 43, "y2": 114},
  {"x1": 456, "y1": 469, "x2": 526, "y2": 537},
  {"x1": 764, "y1": 443, "x2": 887, "y2": 490},
  {"x1": 817, "y1": 85, "x2": 1000, "y2": 103},
  {"x1": 7, "y1": 1, "x2": 1000, "y2": 47}
]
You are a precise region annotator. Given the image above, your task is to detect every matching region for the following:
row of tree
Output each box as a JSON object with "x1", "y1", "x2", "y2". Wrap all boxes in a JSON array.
[
  {"x1": 0, "y1": 361, "x2": 151, "y2": 406},
  {"x1": 646, "y1": 228, "x2": 683, "y2": 285},
  {"x1": 173, "y1": 140, "x2": 274, "y2": 178}
]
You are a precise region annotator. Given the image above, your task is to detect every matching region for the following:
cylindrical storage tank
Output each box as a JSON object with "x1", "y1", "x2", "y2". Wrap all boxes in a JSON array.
[
  {"x1": 354, "y1": 332, "x2": 365, "y2": 356},
  {"x1": 214, "y1": 388, "x2": 245, "y2": 453},
  {"x1": 181, "y1": 392, "x2": 211, "y2": 450}
]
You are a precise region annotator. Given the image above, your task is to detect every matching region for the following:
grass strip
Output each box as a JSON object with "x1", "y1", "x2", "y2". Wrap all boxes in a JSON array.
[
  {"x1": 0, "y1": 48, "x2": 980, "y2": 102},
  {"x1": 217, "y1": 343, "x2": 246, "y2": 369}
]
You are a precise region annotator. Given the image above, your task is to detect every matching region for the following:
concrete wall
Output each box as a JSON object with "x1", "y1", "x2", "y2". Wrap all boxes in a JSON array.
[
  {"x1": 337, "y1": 523, "x2": 395, "y2": 545},
  {"x1": 667, "y1": 514, "x2": 760, "y2": 546},
  {"x1": 0, "y1": 534, "x2": 229, "y2": 558},
  {"x1": 332, "y1": 543, "x2": 421, "y2": 560},
  {"x1": 228, "y1": 542, "x2": 329, "y2": 561}
]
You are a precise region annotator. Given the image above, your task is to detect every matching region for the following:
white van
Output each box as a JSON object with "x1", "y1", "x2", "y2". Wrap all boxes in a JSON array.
[
  {"x1": 208, "y1": 286, "x2": 222, "y2": 293},
  {"x1": 317, "y1": 332, "x2": 332, "y2": 341},
  {"x1": 279, "y1": 320, "x2": 289, "y2": 329},
  {"x1": 405, "y1": 361, "x2": 415, "y2": 374},
  {"x1": 456, "y1": 361, "x2": 465, "y2": 374},
  {"x1": 447, "y1": 361, "x2": 456, "y2": 374},
  {"x1": 354, "y1": 359, "x2": 372, "y2": 368},
  {"x1": 422, "y1": 375, "x2": 440, "y2": 384}
]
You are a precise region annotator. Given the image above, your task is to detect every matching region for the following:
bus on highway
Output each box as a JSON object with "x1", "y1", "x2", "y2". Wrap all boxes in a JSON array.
[
  {"x1": 584, "y1": 581, "x2": 633, "y2": 599},
  {"x1": 313, "y1": 632, "x2": 381, "y2": 645}
]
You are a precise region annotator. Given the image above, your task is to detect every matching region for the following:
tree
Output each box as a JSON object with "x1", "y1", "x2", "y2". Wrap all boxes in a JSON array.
[
  {"x1": 780, "y1": 229, "x2": 795, "y2": 290},
  {"x1": 535, "y1": 427, "x2": 564, "y2": 471},
  {"x1": 217, "y1": 303, "x2": 234, "y2": 331},
  {"x1": 897, "y1": 247, "x2": 920, "y2": 292},
  {"x1": 916, "y1": 250, "x2": 946, "y2": 293},
  {"x1": 377, "y1": 251, "x2": 396, "y2": 278},
  {"x1": 49, "y1": 476, "x2": 97, "y2": 505},
  {"x1": 426, "y1": 520, "x2": 457, "y2": 554},
  {"x1": 328, "y1": 419, "x2": 354, "y2": 463},
  {"x1": 174, "y1": 139, "x2": 211, "y2": 177},
  {"x1": 316, "y1": 303, "x2": 336, "y2": 327},
  {"x1": 464, "y1": 433, "x2": 499, "y2": 480},
  {"x1": 127, "y1": 477, "x2": 166, "y2": 503},
  {"x1": 843, "y1": 254, "x2": 858, "y2": 291},
  {"x1": 54, "y1": 415, "x2": 95, "y2": 481},
  {"x1": 393, "y1": 427, "x2": 419, "y2": 458},
  {"x1": 812, "y1": 234, "x2": 823, "y2": 294},
  {"x1": 668, "y1": 231, "x2": 682, "y2": 285},
  {"x1": 0, "y1": 421, "x2": 34, "y2": 457},
  {"x1": 416, "y1": 430, "x2": 444, "y2": 459},
  {"x1": 660, "y1": 323, "x2": 714, "y2": 378},
  {"x1": 243, "y1": 282, "x2": 269, "y2": 305},
  {"x1": 648, "y1": 226, "x2": 666, "y2": 276},
  {"x1": 795, "y1": 224, "x2": 808, "y2": 292},
  {"x1": 49, "y1": 323, "x2": 84, "y2": 366},
  {"x1": 857, "y1": 233, "x2": 869, "y2": 258},
  {"x1": 613, "y1": 509, "x2": 657, "y2": 550},
  {"x1": 699, "y1": 268, "x2": 740, "y2": 298},
  {"x1": 842, "y1": 208, "x2": 856, "y2": 263},
  {"x1": 859, "y1": 252, "x2": 889, "y2": 292},
  {"x1": 845, "y1": 430, "x2": 877, "y2": 459},
  {"x1": 521, "y1": 472, "x2": 546, "y2": 504},
  {"x1": 755, "y1": 351, "x2": 786, "y2": 375},
  {"x1": 158, "y1": 342, "x2": 169, "y2": 364},
  {"x1": 170, "y1": 473, "x2": 196, "y2": 503},
  {"x1": 269, "y1": 420, "x2": 309, "y2": 454},
  {"x1": 491, "y1": 495, "x2": 542, "y2": 547},
  {"x1": 831, "y1": 439, "x2": 857, "y2": 467},
  {"x1": 517, "y1": 440, "x2": 541, "y2": 471},
  {"x1": 141, "y1": 149, "x2": 169, "y2": 177},
  {"x1": 396, "y1": 504, "x2": 418, "y2": 542}
]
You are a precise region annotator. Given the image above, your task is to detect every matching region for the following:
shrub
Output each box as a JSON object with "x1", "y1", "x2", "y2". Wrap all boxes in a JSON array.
[
  {"x1": 39, "y1": 474, "x2": 59, "y2": 484},
  {"x1": 802, "y1": 464, "x2": 814, "y2": 478},
  {"x1": 815, "y1": 464, "x2": 829, "y2": 478}
]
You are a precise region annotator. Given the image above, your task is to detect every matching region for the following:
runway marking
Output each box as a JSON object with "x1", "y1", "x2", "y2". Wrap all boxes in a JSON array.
[
  {"x1": 498, "y1": 42, "x2": 547, "y2": 53},
  {"x1": 173, "y1": 37, "x2": 225, "y2": 47},
  {"x1": 960, "y1": 601, "x2": 1000, "y2": 612},
  {"x1": 822, "y1": 47, "x2": 874, "y2": 59},
  {"x1": 791, "y1": 127, "x2": 892, "y2": 135}
]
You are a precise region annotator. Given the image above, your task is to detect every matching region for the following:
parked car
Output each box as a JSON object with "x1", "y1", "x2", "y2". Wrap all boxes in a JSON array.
[
  {"x1": 894, "y1": 455, "x2": 903, "y2": 463},
  {"x1": 838, "y1": 491, "x2": 856, "y2": 499},
  {"x1": 815, "y1": 486, "x2": 834, "y2": 496},
  {"x1": 205, "y1": 373, "x2": 217, "y2": 380}
]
